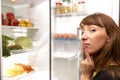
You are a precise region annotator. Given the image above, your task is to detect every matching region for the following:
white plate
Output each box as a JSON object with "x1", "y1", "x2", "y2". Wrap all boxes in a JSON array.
[
  {"x1": 11, "y1": 48, "x2": 37, "y2": 54},
  {"x1": 11, "y1": 49, "x2": 26, "y2": 53},
  {"x1": 2, "y1": 66, "x2": 40, "y2": 80},
  {"x1": 2, "y1": 56, "x2": 40, "y2": 80}
]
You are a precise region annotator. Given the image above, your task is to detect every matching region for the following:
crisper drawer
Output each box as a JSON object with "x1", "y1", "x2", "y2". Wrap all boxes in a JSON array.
[{"x1": 52, "y1": 56, "x2": 79, "y2": 80}]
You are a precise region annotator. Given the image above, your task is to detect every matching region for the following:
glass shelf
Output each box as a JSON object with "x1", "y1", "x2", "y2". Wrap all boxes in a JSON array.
[
  {"x1": 52, "y1": 51, "x2": 78, "y2": 60},
  {"x1": 2, "y1": 26, "x2": 39, "y2": 30},
  {"x1": 54, "y1": 11, "x2": 88, "y2": 17}
]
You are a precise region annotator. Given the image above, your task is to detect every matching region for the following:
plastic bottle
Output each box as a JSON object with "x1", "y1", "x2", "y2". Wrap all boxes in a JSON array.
[{"x1": 77, "y1": 0, "x2": 86, "y2": 12}]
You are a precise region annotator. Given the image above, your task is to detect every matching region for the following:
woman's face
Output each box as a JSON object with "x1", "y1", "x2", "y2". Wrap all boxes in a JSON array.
[{"x1": 81, "y1": 25, "x2": 109, "y2": 55}]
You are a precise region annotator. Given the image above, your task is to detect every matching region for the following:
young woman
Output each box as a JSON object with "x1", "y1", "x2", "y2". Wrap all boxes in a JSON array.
[{"x1": 80, "y1": 13, "x2": 120, "y2": 80}]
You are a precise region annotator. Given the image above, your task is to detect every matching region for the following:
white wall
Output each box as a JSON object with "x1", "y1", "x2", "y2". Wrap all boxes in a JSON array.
[{"x1": 112, "y1": 0, "x2": 119, "y2": 25}]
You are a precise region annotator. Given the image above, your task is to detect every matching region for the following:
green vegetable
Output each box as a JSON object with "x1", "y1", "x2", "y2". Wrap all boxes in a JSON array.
[
  {"x1": 14, "y1": 36, "x2": 33, "y2": 49},
  {"x1": 2, "y1": 35, "x2": 33, "y2": 57},
  {"x1": 2, "y1": 35, "x2": 14, "y2": 41},
  {"x1": 2, "y1": 35, "x2": 13, "y2": 57}
]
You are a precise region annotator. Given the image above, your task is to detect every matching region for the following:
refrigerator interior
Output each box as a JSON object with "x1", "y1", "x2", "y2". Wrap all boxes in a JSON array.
[
  {"x1": 51, "y1": 0, "x2": 119, "y2": 80},
  {"x1": 0, "y1": 0, "x2": 119, "y2": 80},
  {"x1": 1, "y1": 0, "x2": 50, "y2": 80}
]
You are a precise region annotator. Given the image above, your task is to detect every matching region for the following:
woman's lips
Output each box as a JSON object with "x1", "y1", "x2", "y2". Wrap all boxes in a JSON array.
[{"x1": 83, "y1": 43, "x2": 90, "y2": 49}]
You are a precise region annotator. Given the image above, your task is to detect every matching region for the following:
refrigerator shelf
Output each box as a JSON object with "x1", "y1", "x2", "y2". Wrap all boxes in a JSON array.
[
  {"x1": 54, "y1": 11, "x2": 88, "y2": 17},
  {"x1": 53, "y1": 38, "x2": 78, "y2": 41},
  {"x1": 2, "y1": 26, "x2": 39, "y2": 30},
  {"x1": 11, "y1": 48, "x2": 37, "y2": 54},
  {"x1": 52, "y1": 51, "x2": 79, "y2": 60}
]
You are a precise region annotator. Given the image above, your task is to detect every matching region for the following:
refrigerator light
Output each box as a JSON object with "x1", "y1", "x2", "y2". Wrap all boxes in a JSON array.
[{"x1": 11, "y1": 0, "x2": 16, "y2": 2}]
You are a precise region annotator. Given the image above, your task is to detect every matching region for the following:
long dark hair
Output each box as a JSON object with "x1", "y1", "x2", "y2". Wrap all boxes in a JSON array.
[{"x1": 80, "y1": 12, "x2": 120, "y2": 72}]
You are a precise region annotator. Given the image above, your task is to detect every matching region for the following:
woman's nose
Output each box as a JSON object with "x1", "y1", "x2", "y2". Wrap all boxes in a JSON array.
[{"x1": 81, "y1": 32, "x2": 88, "y2": 41}]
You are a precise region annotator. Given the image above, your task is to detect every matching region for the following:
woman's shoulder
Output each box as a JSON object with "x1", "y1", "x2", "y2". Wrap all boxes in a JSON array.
[
  {"x1": 93, "y1": 65, "x2": 120, "y2": 80},
  {"x1": 105, "y1": 65, "x2": 120, "y2": 74}
]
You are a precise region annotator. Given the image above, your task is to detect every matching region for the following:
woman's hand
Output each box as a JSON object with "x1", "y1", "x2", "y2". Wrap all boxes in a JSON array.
[{"x1": 80, "y1": 52, "x2": 95, "y2": 80}]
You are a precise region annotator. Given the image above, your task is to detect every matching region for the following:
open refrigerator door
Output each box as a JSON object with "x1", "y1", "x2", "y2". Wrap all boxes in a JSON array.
[{"x1": 1, "y1": 0, "x2": 50, "y2": 80}]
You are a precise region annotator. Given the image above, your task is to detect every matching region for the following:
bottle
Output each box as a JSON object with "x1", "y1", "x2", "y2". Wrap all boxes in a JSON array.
[
  {"x1": 55, "y1": 1, "x2": 62, "y2": 14},
  {"x1": 62, "y1": 0, "x2": 71, "y2": 13},
  {"x1": 72, "y1": 0, "x2": 78, "y2": 13},
  {"x1": 77, "y1": 0, "x2": 86, "y2": 12}
]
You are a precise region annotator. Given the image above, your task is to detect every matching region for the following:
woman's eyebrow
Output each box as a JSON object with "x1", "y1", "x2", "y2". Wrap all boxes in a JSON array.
[
  {"x1": 80, "y1": 27, "x2": 85, "y2": 30},
  {"x1": 80, "y1": 26, "x2": 83, "y2": 29},
  {"x1": 80, "y1": 25, "x2": 84, "y2": 29}
]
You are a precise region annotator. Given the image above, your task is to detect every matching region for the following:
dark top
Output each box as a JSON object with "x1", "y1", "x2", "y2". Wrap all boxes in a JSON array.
[{"x1": 93, "y1": 65, "x2": 120, "y2": 80}]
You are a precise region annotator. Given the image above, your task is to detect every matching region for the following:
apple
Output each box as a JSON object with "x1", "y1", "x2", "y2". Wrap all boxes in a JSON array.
[
  {"x1": 8, "y1": 21, "x2": 12, "y2": 26},
  {"x1": 1, "y1": 13, "x2": 4, "y2": 19},
  {"x1": 11, "y1": 19, "x2": 19, "y2": 26},
  {"x1": 6, "y1": 12, "x2": 15, "y2": 21},
  {"x1": 2, "y1": 19, "x2": 9, "y2": 25}
]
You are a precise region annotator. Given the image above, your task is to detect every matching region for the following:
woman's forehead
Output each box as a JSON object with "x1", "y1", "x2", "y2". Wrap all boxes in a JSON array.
[
  {"x1": 80, "y1": 24, "x2": 91, "y2": 28},
  {"x1": 80, "y1": 24, "x2": 104, "y2": 30}
]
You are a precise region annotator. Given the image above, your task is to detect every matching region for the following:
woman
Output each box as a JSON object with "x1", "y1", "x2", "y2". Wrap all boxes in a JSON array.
[{"x1": 80, "y1": 13, "x2": 120, "y2": 80}]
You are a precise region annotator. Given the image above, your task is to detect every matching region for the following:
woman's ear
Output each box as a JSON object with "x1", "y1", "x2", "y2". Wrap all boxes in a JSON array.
[
  {"x1": 107, "y1": 36, "x2": 110, "y2": 42},
  {"x1": 106, "y1": 36, "x2": 110, "y2": 42},
  {"x1": 107, "y1": 38, "x2": 110, "y2": 42}
]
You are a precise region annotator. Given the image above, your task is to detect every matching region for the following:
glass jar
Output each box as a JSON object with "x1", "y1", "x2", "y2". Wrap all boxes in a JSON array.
[
  {"x1": 62, "y1": 0, "x2": 71, "y2": 13},
  {"x1": 72, "y1": 0, "x2": 78, "y2": 13},
  {"x1": 55, "y1": 1, "x2": 62, "y2": 14}
]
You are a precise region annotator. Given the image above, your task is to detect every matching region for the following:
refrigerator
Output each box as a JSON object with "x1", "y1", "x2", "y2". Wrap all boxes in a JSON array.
[
  {"x1": 0, "y1": 0, "x2": 119, "y2": 80},
  {"x1": 1, "y1": 0, "x2": 50, "y2": 80},
  {"x1": 51, "y1": 0, "x2": 119, "y2": 80}
]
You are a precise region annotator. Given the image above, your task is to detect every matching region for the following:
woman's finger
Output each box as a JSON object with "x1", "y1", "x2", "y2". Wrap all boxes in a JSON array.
[{"x1": 85, "y1": 52, "x2": 91, "y2": 61}]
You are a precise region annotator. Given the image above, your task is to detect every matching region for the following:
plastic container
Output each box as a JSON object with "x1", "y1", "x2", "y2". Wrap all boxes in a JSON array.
[{"x1": 77, "y1": 0, "x2": 86, "y2": 12}]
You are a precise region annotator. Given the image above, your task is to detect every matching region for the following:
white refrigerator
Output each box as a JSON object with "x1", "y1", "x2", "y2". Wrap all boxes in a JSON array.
[
  {"x1": 1, "y1": 0, "x2": 50, "y2": 80},
  {"x1": 1, "y1": 0, "x2": 119, "y2": 80},
  {"x1": 51, "y1": 0, "x2": 119, "y2": 80}
]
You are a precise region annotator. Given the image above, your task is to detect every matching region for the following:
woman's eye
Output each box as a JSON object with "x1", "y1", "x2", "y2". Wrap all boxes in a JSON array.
[
  {"x1": 90, "y1": 29, "x2": 96, "y2": 33},
  {"x1": 81, "y1": 31, "x2": 84, "y2": 35}
]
